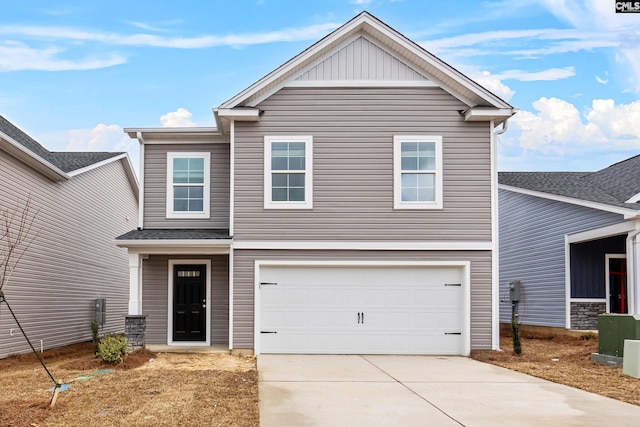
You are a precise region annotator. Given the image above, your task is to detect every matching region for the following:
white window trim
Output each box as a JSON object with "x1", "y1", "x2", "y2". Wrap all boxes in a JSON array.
[
  {"x1": 393, "y1": 135, "x2": 443, "y2": 210},
  {"x1": 166, "y1": 152, "x2": 211, "y2": 219},
  {"x1": 264, "y1": 136, "x2": 313, "y2": 209}
]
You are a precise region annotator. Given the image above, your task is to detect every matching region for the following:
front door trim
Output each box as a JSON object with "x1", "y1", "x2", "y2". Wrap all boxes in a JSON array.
[
  {"x1": 168, "y1": 259, "x2": 211, "y2": 346},
  {"x1": 605, "y1": 254, "x2": 627, "y2": 314}
]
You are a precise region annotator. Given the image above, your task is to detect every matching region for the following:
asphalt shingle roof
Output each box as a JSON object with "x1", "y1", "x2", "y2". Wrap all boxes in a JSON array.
[
  {"x1": 116, "y1": 229, "x2": 232, "y2": 240},
  {"x1": 48, "y1": 152, "x2": 121, "y2": 172},
  {"x1": 499, "y1": 155, "x2": 640, "y2": 210},
  {"x1": 0, "y1": 114, "x2": 123, "y2": 173}
]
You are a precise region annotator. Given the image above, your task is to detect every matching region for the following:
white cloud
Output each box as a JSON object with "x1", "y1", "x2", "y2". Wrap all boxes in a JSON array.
[
  {"x1": 424, "y1": 28, "x2": 620, "y2": 60},
  {"x1": 505, "y1": 97, "x2": 640, "y2": 155},
  {"x1": 0, "y1": 22, "x2": 340, "y2": 49},
  {"x1": 490, "y1": 67, "x2": 575, "y2": 82},
  {"x1": 351, "y1": 0, "x2": 373, "y2": 4},
  {"x1": 595, "y1": 71, "x2": 608, "y2": 84},
  {"x1": 472, "y1": 71, "x2": 515, "y2": 101},
  {"x1": 66, "y1": 123, "x2": 129, "y2": 151},
  {"x1": 585, "y1": 99, "x2": 640, "y2": 144},
  {"x1": 0, "y1": 42, "x2": 125, "y2": 71},
  {"x1": 62, "y1": 123, "x2": 139, "y2": 176},
  {"x1": 160, "y1": 108, "x2": 196, "y2": 127}
]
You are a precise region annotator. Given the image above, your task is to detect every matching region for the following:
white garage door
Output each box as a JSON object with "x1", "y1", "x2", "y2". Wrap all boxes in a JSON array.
[{"x1": 258, "y1": 264, "x2": 465, "y2": 355}]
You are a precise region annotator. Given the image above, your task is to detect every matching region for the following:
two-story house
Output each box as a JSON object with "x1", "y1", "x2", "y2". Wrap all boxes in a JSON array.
[
  {"x1": 116, "y1": 12, "x2": 515, "y2": 355},
  {"x1": 0, "y1": 115, "x2": 138, "y2": 359}
]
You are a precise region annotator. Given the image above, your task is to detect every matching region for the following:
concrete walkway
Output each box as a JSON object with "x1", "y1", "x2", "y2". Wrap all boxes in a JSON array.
[{"x1": 259, "y1": 355, "x2": 640, "y2": 426}]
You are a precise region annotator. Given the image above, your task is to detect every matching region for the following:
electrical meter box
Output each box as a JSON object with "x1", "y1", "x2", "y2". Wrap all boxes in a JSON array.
[
  {"x1": 95, "y1": 298, "x2": 106, "y2": 326},
  {"x1": 509, "y1": 280, "x2": 521, "y2": 302}
]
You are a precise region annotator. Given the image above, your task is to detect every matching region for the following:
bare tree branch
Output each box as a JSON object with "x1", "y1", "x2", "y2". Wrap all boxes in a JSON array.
[{"x1": 0, "y1": 195, "x2": 40, "y2": 290}]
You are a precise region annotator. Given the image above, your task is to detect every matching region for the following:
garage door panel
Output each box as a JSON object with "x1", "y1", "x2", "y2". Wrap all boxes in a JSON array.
[{"x1": 259, "y1": 265, "x2": 465, "y2": 355}]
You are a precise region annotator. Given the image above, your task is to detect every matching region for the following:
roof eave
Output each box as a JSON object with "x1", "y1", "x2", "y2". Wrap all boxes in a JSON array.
[
  {"x1": 498, "y1": 183, "x2": 640, "y2": 218},
  {"x1": 115, "y1": 238, "x2": 233, "y2": 255},
  {"x1": 124, "y1": 127, "x2": 222, "y2": 140},
  {"x1": 464, "y1": 107, "x2": 516, "y2": 123},
  {"x1": 0, "y1": 131, "x2": 69, "y2": 181}
]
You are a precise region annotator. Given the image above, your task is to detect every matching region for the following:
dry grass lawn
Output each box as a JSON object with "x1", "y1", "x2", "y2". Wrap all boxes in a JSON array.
[
  {"x1": 0, "y1": 342, "x2": 258, "y2": 427},
  {"x1": 471, "y1": 327, "x2": 640, "y2": 406},
  {"x1": 3, "y1": 328, "x2": 640, "y2": 426}
]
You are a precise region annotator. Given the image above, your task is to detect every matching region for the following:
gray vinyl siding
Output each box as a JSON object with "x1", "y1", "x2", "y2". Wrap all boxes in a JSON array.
[
  {"x1": 143, "y1": 143, "x2": 230, "y2": 229},
  {"x1": 295, "y1": 36, "x2": 427, "y2": 82},
  {"x1": 233, "y1": 87, "x2": 492, "y2": 241},
  {"x1": 141, "y1": 255, "x2": 229, "y2": 345},
  {"x1": 498, "y1": 189, "x2": 623, "y2": 328},
  {"x1": 0, "y1": 152, "x2": 138, "y2": 359},
  {"x1": 233, "y1": 249, "x2": 492, "y2": 350}
]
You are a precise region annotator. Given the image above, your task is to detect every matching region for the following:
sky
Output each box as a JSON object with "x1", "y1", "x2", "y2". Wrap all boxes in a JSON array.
[{"x1": 1, "y1": 0, "x2": 640, "y2": 175}]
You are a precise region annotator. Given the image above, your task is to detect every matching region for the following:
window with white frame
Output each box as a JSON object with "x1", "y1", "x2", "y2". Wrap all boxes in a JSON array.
[
  {"x1": 166, "y1": 152, "x2": 210, "y2": 219},
  {"x1": 393, "y1": 136, "x2": 443, "y2": 209},
  {"x1": 264, "y1": 136, "x2": 313, "y2": 209}
]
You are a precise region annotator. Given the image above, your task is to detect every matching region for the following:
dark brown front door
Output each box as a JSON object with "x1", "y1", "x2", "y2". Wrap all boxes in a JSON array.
[{"x1": 173, "y1": 264, "x2": 206, "y2": 341}]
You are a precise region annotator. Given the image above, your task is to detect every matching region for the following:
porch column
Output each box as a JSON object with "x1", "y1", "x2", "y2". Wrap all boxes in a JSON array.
[
  {"x1": 128, "y1": 253, "x2": 143, "y2": 315},
  {"x1": 634, "y1": 235, "x2": 640, "y2": 315}
]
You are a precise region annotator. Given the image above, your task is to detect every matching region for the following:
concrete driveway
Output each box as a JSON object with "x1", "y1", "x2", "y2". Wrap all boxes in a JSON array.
[{"x1": 259, "y1": 355, "x2": 640, "y2": 426}]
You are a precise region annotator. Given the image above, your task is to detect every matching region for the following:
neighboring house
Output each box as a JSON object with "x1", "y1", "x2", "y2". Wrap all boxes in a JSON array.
[
  {"x1": 499, "y1": 155, "x2": 640, "y2": 331},
  {"x1": 0, "y1": 115, "x2": 139, "y2": 359},
  {"x1": 116, "y1": 12, "x2": 514, "y2": 356}
]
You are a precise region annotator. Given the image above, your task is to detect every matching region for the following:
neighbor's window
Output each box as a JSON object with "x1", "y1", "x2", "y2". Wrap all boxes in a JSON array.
[
  {"x1": 166, "y1": 152, "x2": 210, "y2": 219},
  {"x1": 393, "y1": 136, "x2": 443, "y2": 209},
  {"x1": 264, "y1": 136, "x2": 313, "y2": 209}
]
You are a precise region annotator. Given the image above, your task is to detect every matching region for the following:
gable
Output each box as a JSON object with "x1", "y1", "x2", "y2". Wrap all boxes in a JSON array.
[
  {"x1": 293, "y1": 35, "x2": 429, "y2": 83},
  {"x1": 219, "y1": 12, "x2": 514, "y2": 125}
]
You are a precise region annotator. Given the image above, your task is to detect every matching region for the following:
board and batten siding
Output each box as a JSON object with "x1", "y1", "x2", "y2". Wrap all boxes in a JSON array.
[
  {"x1": 0, "y1": 152, "x2": 138, "y2": 359},
  {"x1": 233, "y1": 249, "x2": 492, "y2": 351},
  {"x1": 295, "y1": 36, "x2": 428, "y2": 82},
  {"x1": 498, "y1": 189, "x2": 623, "y2": 328},
  {"x1": 141, "y1": 255, "x2": 229, "y2": 345},
  {"x1": 143, "y1": 143, "x2": 230, "y2": 229},
  {"x1": 233, "y1": 87, "x2": 492, "y2": 242}
]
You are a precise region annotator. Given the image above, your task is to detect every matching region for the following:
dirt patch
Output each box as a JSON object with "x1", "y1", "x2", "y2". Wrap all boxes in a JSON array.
[
  {"x1": 471, "y1": 328, "x2": 640, "y2": 406},
  {"x1": 0, "y1": 342, "x2": 259, "y2": 426}
]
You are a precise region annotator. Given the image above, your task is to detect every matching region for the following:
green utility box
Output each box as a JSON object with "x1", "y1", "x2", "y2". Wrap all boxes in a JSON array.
[{"x1": 598, "y1": 314, "x2": 640, "y2": 357}]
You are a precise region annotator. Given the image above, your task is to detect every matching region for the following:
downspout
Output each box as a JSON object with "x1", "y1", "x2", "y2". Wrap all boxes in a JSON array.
[
  {"x1": 495, "y1": 119, "x2": 509, "y2": 136},
  {"x1": 626, "y1": 225, "x2": 640, "y2": 315},
  {"x1": 136, "y1": 132, "x2": 145, "y2": 230}
]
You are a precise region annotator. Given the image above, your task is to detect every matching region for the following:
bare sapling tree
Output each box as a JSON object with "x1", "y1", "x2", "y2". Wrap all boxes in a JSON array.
[
  {"x1": 0, "y1": 195, "x2": 39, "y2": 291},
  {"x1": 0, "y1": 196, "x2": 61, "y2": 407}
]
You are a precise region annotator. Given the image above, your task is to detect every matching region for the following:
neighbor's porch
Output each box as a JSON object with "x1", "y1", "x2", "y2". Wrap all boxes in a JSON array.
[{"x1": 567, "y1": 222, "x2": 640, "y2": 329}]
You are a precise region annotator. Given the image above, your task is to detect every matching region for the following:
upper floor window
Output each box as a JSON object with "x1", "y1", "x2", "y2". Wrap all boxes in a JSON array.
[
  {"x1": 166, "y1": 152, "x2": 210, "y2": 219},
  {"x1": 393, "y1": 136, "x2": 443, "y2": 210},
  {"x1": 264, "y1": 136, "x2": 313, "y2": 209}
]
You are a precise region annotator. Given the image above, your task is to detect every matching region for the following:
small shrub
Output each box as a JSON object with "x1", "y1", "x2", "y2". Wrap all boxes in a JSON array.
[
  {"x1": 98, "y1": 334, "x2": 128, "y2": 363},
  {"x1": 580, "y1": 332, "x2": 596, "y2": 341}
]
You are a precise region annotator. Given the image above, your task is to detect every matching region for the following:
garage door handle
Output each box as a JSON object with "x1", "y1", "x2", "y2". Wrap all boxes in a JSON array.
[
  {"x1": 362, "y1": 312, "x2": 364, "y2": 324},
  {"x1": 445, "y1": 332, "x2": 461, "y2": 335},
  {"x1": 357, "y1": 312, "x2": 361, "y2": 324}
]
